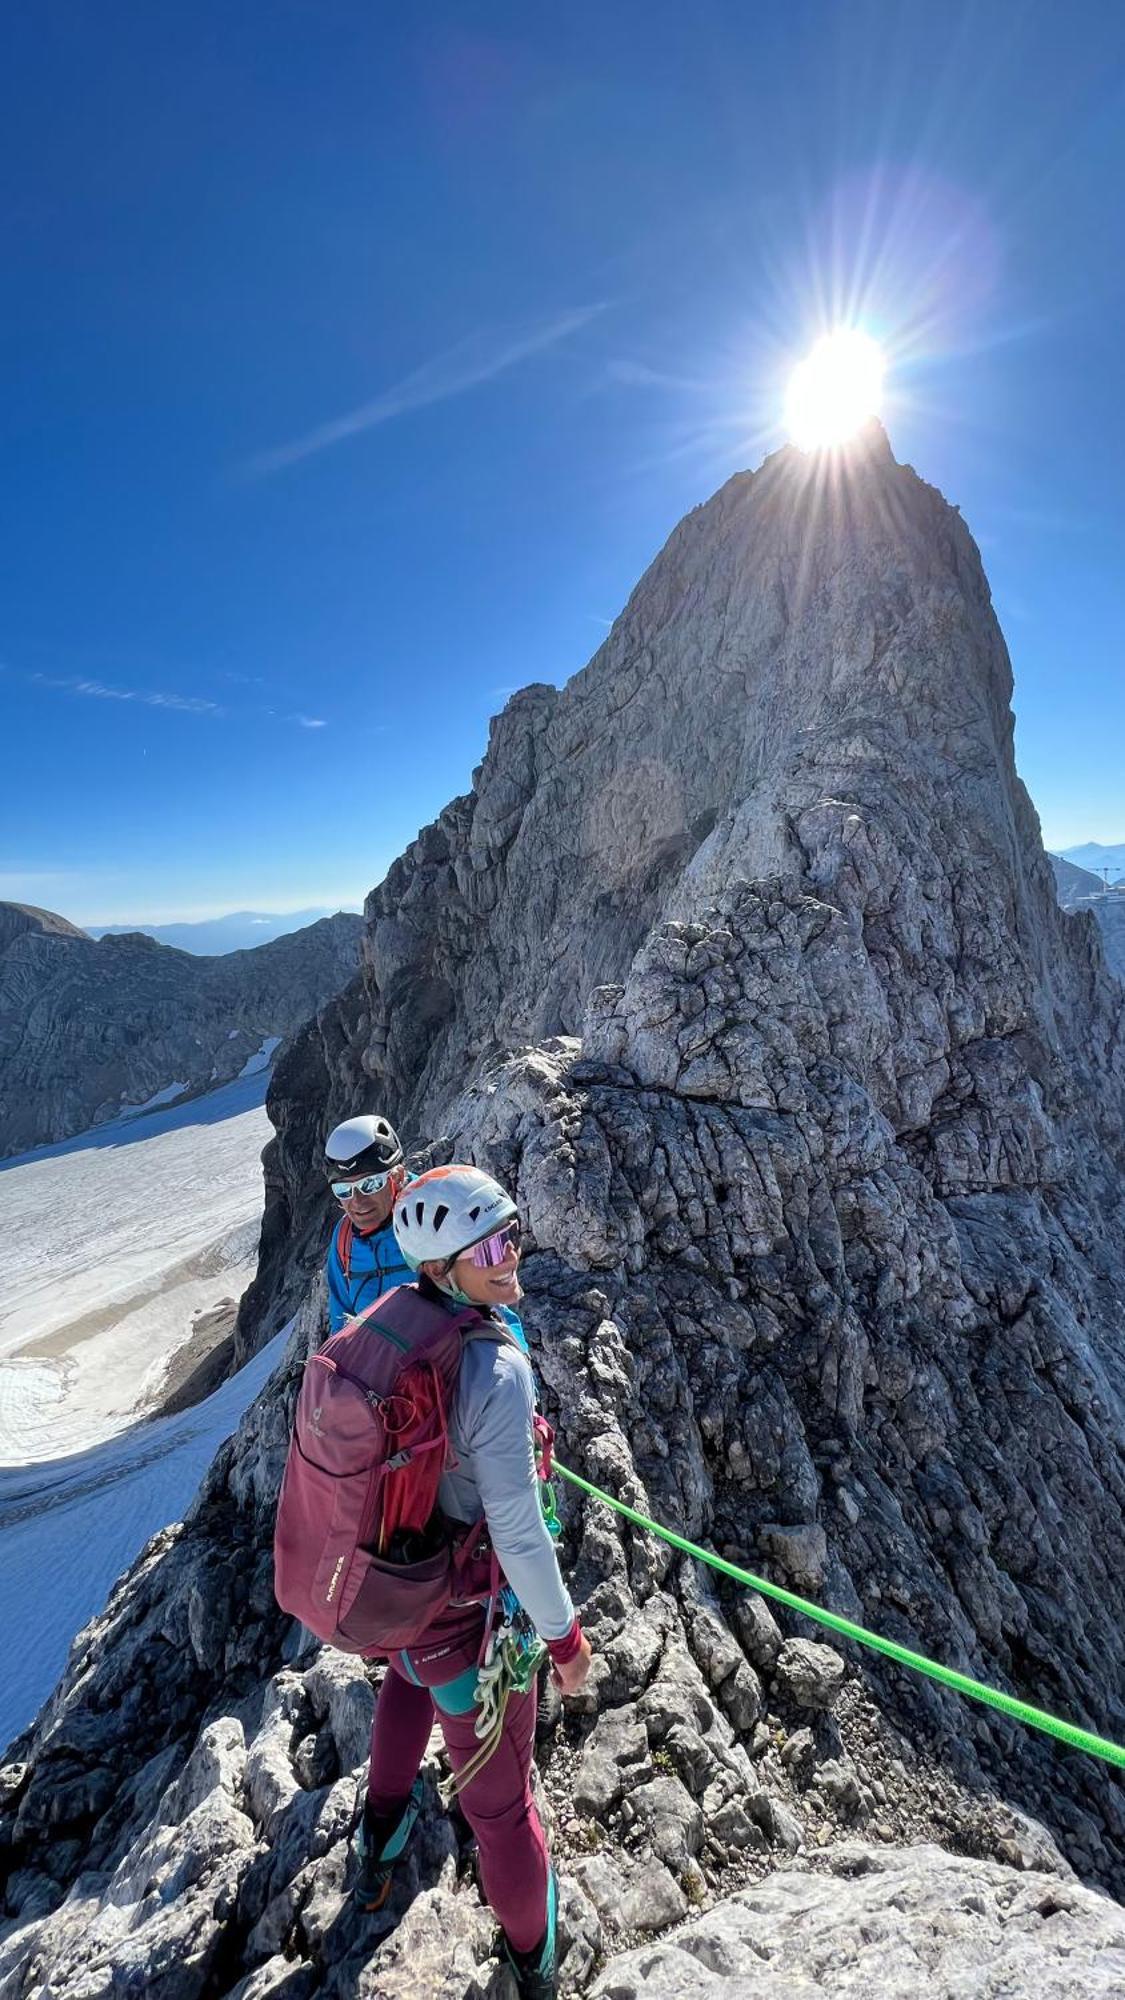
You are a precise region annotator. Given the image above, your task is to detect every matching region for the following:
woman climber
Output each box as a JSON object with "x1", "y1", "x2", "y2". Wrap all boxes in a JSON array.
[{"x1": 353, "y1": 1162, "x2": 592, "y2": 2000}]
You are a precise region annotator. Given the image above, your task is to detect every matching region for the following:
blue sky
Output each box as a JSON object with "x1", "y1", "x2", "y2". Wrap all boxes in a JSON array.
[{"x1": 2, "y1": 2, "x2": 1123, "y2": 924}]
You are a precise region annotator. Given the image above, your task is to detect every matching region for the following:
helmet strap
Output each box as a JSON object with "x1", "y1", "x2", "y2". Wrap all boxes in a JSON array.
[{"x1": 435, "y1": 1272, "x2": 474, "y2": 1307}]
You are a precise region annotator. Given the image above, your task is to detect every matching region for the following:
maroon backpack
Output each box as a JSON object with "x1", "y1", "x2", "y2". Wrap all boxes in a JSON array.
[{"x1": 273, "y1": 1284, "x2": 512, "y2": 1654}]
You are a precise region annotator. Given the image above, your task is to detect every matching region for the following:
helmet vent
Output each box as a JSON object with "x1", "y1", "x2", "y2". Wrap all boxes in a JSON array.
[
  {"x1": 468, "y1": 1204, "x2": 481, "y2": 1223},
  {"x1": 432, "y1": 1203, "x2": 449, "y2": 1233}
]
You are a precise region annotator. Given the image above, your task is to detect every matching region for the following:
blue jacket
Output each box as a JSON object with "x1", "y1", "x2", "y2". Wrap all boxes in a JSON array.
[{"x1": 325, "y1": 1214, "x2": 415, "y2": 1334}]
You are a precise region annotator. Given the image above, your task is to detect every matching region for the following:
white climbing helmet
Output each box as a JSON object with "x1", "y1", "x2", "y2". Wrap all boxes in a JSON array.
[
  {"x1": 393, "y1": 1164, "x2": 516, "y2": 1269},
  {"x1": 323, "y1": 1113, "x2": 403, "y2": 1180}
]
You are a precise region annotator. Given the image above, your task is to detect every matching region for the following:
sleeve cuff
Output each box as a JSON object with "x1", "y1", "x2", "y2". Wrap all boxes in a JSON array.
[{"x1": 545, "y1": 1618, "x2": 584, "y2": 1666}]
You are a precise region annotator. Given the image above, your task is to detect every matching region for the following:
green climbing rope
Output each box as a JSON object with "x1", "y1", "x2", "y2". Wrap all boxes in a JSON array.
[{"x1": 554, "y1": 1460, "x2": 1125, "y2": 1773}]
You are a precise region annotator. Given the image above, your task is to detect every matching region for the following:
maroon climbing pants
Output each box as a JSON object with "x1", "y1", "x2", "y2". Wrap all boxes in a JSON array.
[{"x1": 366, "y1": 1656, "x2": 550, "y2": 1953}]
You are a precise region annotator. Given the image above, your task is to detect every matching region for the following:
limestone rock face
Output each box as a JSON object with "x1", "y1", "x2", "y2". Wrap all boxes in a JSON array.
[
  {"x1": 1089, "y1": 895, "x2": 1125, "y2": 979},
  {"x1": 589, "y1": 1844, "x2": 1125, "y2": 1998},
  {"x1": 241, "y1": 426, "x2": 1124, "y2": 1339},
  {"x1": 1050, "y1": 859, "x2": 1125, "y2": 980},
  {"x1": 240, "y1": 427, "x2": 1125, "y2": 1883},
  {"x1": 1049, "y1": 855, "x2": 1104, "y2": 901},
  {"x1": 5, "y1": 431, "x2": 1125, "y2": 1992},
  {"x1": 0, "y1": 908, "x2": 363, "y2": 1157}
]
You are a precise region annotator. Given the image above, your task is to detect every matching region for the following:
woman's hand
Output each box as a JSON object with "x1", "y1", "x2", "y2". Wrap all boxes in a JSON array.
[{"x1": 551, "y1": 1632, "x2": 593, "y2": 1696}]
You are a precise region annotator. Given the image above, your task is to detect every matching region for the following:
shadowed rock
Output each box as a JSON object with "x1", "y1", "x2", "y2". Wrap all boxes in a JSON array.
[{"x1": 0, "y1": 909, "x2": 363, "y2": 1158}]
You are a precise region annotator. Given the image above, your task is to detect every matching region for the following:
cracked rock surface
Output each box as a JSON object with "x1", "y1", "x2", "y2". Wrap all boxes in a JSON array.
[
  {"x1": 588, "y1": 1844, "x2": 1125, "y2": 1998},
  {"x1": 5, "y1": 431, "x2": 1125, "y2": 1994}
]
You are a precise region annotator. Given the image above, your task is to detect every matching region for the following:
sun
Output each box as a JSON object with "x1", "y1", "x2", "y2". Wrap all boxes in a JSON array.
[{"x1": 785, "y1": 329, "x2": 885, "y2": 451}]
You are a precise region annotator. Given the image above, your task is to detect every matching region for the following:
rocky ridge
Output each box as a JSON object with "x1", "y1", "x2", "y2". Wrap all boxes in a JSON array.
[
  {"x1": 4, "y1": 427, "x2": 1125, "y2": 1995},
  {"x1": 1048, "y1": 855, "x2": 1104, "y2": 902},
  {"x1": 0, "y1": 908, "x2": 364, "y2": 1157},
  {"x1": 1049, "y1": 858, "x2": 1125, "y2": 980},
  {"x1": 3, "y1": 1291, "x2": 1122, "y2": 1999}
]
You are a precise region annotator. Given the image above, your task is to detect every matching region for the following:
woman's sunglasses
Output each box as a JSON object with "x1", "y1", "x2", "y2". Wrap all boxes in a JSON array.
[
  {"x1": 460, "y1": 1218, "x2": 522, "y2": 1269},
  {"x1": 331, "y1": 1170, "x2": 395, "y2": 1200}
]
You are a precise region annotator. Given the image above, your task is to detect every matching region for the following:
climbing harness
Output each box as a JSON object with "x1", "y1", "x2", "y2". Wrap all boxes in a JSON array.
[
  {"x1": 554, "y1": 1460, "x2": 1125, "y2": 1774},
  {"x1": 438, "y1": 1587, "x2": 546, "y2": 1806},
  {"x1": 437, "y1": 1442, "x2": 562, "y2": 1808}
]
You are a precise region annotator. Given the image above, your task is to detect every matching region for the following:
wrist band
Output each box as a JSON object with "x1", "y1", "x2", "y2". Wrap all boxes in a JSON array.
[{"x1": 546, "y1": 1618, "x2": 584, "y2": 1666}]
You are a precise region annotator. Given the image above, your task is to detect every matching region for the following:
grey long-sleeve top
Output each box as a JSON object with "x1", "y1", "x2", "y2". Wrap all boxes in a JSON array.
[{"x1": 437, "y1": 1321, "x2": 576, "y2": 1643}]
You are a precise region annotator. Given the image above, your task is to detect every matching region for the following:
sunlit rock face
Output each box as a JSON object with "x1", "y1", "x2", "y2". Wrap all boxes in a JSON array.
[
  {"x1": 6, "y1": 429, "x2": 1125, "y2": 1995},
  {"x1": 245, "y1": 420, "x2": 1125, "y2": 1874},
  {"x1": 247, "y1": 421, "x2": 1124, "y2": 1337}
]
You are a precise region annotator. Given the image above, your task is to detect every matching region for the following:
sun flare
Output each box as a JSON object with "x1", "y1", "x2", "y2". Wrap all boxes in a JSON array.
[{"x1": 785, "y1": 329, "x2": 885, "y2": 451}]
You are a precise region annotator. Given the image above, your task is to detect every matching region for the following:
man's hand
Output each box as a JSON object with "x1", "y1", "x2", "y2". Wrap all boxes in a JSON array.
[{"x1": 551, "y1": 1632, "x2": 593, "y2": 1696}]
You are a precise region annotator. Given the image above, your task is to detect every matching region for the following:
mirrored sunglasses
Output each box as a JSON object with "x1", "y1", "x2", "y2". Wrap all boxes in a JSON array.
[
  {"x1": 463, "y1": 1218, "x2": 522, "y2": 1269},
  {"x1": 332, "y1": 1170, "x2": 394, "y2": 1200}
]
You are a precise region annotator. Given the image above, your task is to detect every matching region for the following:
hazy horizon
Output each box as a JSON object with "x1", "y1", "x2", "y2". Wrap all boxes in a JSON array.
[{"x1": 6, "y1": 836, "x2": 1122, "y2": 931}]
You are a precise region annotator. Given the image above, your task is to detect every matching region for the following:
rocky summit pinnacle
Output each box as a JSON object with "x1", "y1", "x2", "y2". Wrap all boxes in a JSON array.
[{"x1": 4, "y1": 433, "x2": 1125, "y2": 1997}]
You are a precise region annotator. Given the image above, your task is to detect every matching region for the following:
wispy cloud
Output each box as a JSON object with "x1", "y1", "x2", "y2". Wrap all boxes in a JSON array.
[
  {"x1": 244, "y1": 303, "x2": 607, "y2": 477},
  {"x1": 13, "y1": 665, "x2": 325, "y2": 730},
  {"x1": 30, "y1": 672, "x2": 225, "y2": 716}
]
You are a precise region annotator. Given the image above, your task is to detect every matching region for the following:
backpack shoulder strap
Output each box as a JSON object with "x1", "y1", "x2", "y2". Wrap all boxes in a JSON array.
[
  {"x1": 461, "y1": 1318, "x2": 524, "y2": 1354},
  {"x1": 362, "y1": 1286, "x2": 484, "y2": 1346},
  {"x1": 335, "y1": 1215, "x2": 355, "y2": 1281}
]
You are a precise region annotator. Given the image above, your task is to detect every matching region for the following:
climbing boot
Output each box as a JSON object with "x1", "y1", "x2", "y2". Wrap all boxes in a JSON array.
[
  {"x1": 502, "y1": 1866, "x2": 558, "y2": 1999},
  {"x1": 351, "y1": 1776, "x2": 424, "y2": 1912}
]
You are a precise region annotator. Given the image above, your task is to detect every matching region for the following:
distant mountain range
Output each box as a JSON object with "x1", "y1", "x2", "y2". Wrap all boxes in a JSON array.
[
  {"x1": 1055, "y1": 841, "x2": 1125, "y2": 881},
  {"x1": 86, "y1": 907, "x2": 357, "y2": 956},
  {"x1": 0, "y1": 902, "x2": 363, "y2": 1157}
]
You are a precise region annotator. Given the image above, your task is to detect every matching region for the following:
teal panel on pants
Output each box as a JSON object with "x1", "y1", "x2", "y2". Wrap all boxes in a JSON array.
[
  {"x1": 430, "y1": 1663, "x2": 481, "y2": 1715},
  {"x1": 394, "y1": 1653, "x2": 479, "y2": 1714}
]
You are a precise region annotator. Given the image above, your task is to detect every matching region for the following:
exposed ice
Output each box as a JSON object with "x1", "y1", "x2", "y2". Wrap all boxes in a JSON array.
[
  {"x1": 0, "y1": 1073, "x2": 271, "y2": 1465},
  {"x1": 238, "y1": 1033, "x2": 282, "y2": 1078},
  {"x1": 116, "y1": 1080, "x2": 189, "y2": 1119}
]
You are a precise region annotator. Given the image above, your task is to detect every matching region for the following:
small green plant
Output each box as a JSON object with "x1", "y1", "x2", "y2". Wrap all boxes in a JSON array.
[
  {"x1": 651, "y1": 1747, "x2": 674, "y2": 1775},
  {"x1": 681, "y1": 1865, "x2": 707, "y2": 1908}
]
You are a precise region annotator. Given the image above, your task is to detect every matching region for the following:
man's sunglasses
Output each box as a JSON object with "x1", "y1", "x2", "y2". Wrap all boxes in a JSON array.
[
  {"x1": 331, "y1": 1170, "x2": 396, "y2": 1200},
  {"x1": 459, "y1": 1218, "x2": 522, "y2": 1270}
]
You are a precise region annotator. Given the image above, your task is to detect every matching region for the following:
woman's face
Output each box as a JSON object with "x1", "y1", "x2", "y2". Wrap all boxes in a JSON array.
[{"x1": 427, "y1": 1223, "x2": 522, "y2": 1308}]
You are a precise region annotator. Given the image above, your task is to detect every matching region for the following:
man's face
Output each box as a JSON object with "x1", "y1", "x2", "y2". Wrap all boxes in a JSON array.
[{"x1": 333, "y1": 1166, "x2": 403, "y2": 1233}]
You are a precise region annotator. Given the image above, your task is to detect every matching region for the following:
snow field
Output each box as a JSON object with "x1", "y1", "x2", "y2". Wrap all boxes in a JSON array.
[
  {"x1": 0, "y1": 1072, "x2": 272, "y2": 1464},
  {"x1": 0, "y1": 1324, "x2": 289, "y2": 1750}
]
